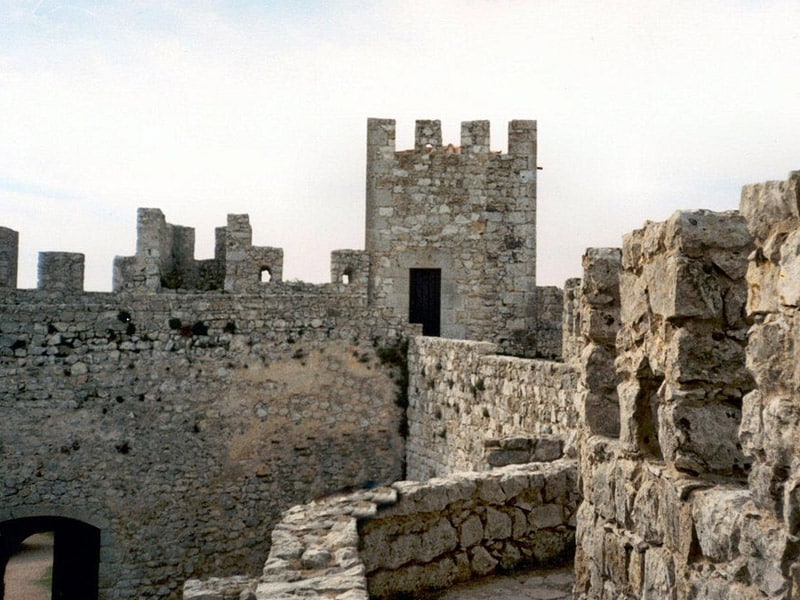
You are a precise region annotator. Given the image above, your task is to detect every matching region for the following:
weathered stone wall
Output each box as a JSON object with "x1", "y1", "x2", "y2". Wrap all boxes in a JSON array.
[
  {"x1": 561, "y1": 277, "x2": 583, "y2": 367},
  {"x1": 365, "y1": 119, "x2": 538, "y2": 356},
  {"x1": 575, "y1": 204, "x2": 800, "y2": 598},
  {"x1": 0, "y1": 226, "x2": 19, "y2": 289},
  {"x1": 406, "y1": 337, "x2": 579, "y2": 480},
  {"x1": 534, "y1": 285, "x2": 564, "y2": 359},
  {"x1": 38, "y1": 251, "x2": 85, "y2": 292},
  {"x1": 184, "y1": 460, "x2": 577, "y2": 600},
  {"x1": 740, "y1": 171, "x2": 800, "y2": 539},
  {"x1": 0, "y1": 286, "x2": 408, "y2": 600},
  {"x1": 579, "y1": 248, "x2": 621, "y2": 439}
]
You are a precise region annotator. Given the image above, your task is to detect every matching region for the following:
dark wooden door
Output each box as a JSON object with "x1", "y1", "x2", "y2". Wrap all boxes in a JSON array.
[{"x1": 409, "y1": 268, "x2": 441, "y2": 336}]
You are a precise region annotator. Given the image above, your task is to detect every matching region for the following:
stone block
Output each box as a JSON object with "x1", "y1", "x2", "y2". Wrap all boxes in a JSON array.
[
  {"x1": 778, "y1": 228, "x2": 800, "y2": 307},
  {"x1": 658, "y1": 396, "x2": 747, "y2": 476},
  {"x1": 691, "y1": 488, "x2": 750, "y2": 563},
  {"x1": 740, "y1": 172, "x2": 800, "y2": 242},
  {"x1": 485, "y1": 507, "x2": 512, "y2": 539},
  {"x1": 469, "y1": 546, "x2": 497, "y2": 576},
  {"x1": 665, "y1": 327, "x2": 750, "y2": 387},
  {"x1": 664, "y1": 210, "x2": 751, "y2": 257},
  {"x1": 647, "y1": 255, "x2": 724, "y2": 321},
  {"x1": 746, "y1": 258, "x2": 780, "y2": 315},
  {"x1": 642, "y1": 547, "x2": 675, "y2": 600},
  {"x1": 745, "y1": 313, "x2": 792, "y2": 394},
  {"x1": 459, "y1": 514, "x2": 483, "y2": 548},
  {"x1": 581, "y1": 247, "x2": 621, "y2": 304}
]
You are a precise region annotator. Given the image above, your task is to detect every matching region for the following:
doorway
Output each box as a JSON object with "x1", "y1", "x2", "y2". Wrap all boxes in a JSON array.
[
  {"x1": 409, "y1": 268, "x2": 441, "y2": 336},
  {"x1": 1, "y1": 517, "x2": 100, "y2": 600}
]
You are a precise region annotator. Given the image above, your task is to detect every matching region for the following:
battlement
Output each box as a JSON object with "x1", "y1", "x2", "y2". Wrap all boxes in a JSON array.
[
  {"x1": 367, "y1": 118, "x2": 537, "y2": 158},
  {"x1": 365, "y1": 117, "x2": 539, "y2": 355},
  {"x1": 0, "y1": 117, "x2": 546, "y2": 356}
]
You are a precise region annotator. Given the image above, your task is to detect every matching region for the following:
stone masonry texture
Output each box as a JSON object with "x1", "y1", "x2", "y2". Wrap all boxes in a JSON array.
[{"x1": 0, "y1": 284, "x2": 410, "y2": 600}]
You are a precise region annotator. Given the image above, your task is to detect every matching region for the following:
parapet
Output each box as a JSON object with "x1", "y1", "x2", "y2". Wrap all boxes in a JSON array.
[
  {"x1": 330, "y1": 249, "x2": 369, "y2": 292},
  {"x1": 223, "y1": 214, "x2": 284, "y2": 292},
  {"x1": 366, "y1": 118, "x2": 537, "y2": 159},
  {"x1": 37, "y1": 252, "x2": 85, "y2": 292},
  {"x1": 0, "y1": 227, "x2": 19, "y2": 289}
]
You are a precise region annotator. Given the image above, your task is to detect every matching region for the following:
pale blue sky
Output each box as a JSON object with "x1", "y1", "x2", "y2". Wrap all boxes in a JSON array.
[{"x1": 2, "y1": 0, "x2": 799, "y2": 290}]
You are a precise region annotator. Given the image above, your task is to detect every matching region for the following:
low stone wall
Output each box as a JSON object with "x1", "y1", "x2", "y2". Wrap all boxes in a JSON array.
[
  {"x1": 1, "y1": 287, "x2": 408, "y2": 600},
  {"x1": 184, "y1": 460, "x2": 577, "y2": 600},
  {"x1": 406, "y1": 337, "x2": 579, "y2": 480}
]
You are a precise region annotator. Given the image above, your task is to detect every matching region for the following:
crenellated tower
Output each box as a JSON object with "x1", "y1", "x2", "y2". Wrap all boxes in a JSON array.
[{"x1": 365, "y1": 118, "x2": 538, "y2": 355}]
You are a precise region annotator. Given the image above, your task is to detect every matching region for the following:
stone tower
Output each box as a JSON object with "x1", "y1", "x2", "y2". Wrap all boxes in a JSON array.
[{"x1": 365, "y1": 118, "x2": 538, "y2": 354}]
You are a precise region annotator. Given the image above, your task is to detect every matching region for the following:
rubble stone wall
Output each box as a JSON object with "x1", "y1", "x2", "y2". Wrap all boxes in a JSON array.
[
  {"x1": 406, "y1": 337, "x2": 579, "y2": 480},
  {"x1": 575, "y1": 200, "x2": 800, "y2": 599},
  {"x1": 184, "y1": 460, "x2": 578, "y2": 600},
  {"x1": 0, "y1": 286, "x2": 408, "y2": 600},
  {"x1": 739, "y1": 171, "x2": 800, "y2": 540}
]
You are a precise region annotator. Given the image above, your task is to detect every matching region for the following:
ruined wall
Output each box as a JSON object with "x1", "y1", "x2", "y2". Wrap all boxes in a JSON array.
[
  {"x1": 406, "y1": 337, "x2": 579, "y2": 480},
  {"x1": 0, "y1": 286, "x2": 408, "y2": 600},
  {"x1": 365, "y1": 119, "x2": 539, "y2": 356},
  {"x1": 739, "y1": 171, "x2": 800, "y2": 553},
  {"x1": 575, "y1": 204, "x2": 800, "y2": 599},
  {"x1": 185, "y1": 460, "x2": 577, "y2": 600}
]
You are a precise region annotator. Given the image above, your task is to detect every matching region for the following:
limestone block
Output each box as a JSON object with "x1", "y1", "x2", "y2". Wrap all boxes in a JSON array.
[
  {"x1": 740, "y1": 172, "x2": 800, "y2": 242},
  {"x1": 469, "y1": 546, "x2": 498, "y2": 576},
  {"x1": 739, "y1": 389, "x2": 763, "y2": 458},
  {"x1": 529, "y1": 503, "x2": 563, "y2": 529},
  {"x1": 601, "y1": 526, "x2": 629, "y2": 590},
  {"x1": 417, "y1": 517, "x2": 458, "y2": 563},
  {"x1": 647, "y1": 255, "x2": 724, "y2": 321},
  {"x1": 691, "y1": 488, "x2": 750, "y2": 563},
  {"x1": 617, "y1": 377, "x2": 661, "y2": 456},
  {"x1": 485, "y1": 507, "x2": 512, "y2": 539},
  {"x1": 658, "y1": 397, "x2": 747, "y2": 476},
  {"x1": 632, "y1": 473, "x2": 663, "y2": 546},
  {"x1": 745, "y1": 313, "x2": 792, "y2": 394},
  {"x1": 641, "y1": 547, "x2": 675, "y2": 600},
  {"x1": 580, "y1": 342, "x2": 619, "y2": 437},
  {"x1": 664, "y1": 210, "x2": 749, "y2": 255},
  {"x1": 581, "y1": 247, "x2": 621, "y2": 304},
  {"x1": 665, "y1": 327, "x2": 750, "y2": 387},
  {"x1": 459, "y1": 514, "x2": 483, "y2": 548},
  {"x1": 746, "y1": 258, "x2": 780, "y2": 315},
  {"x1": 778, "y1": 228, "x2": 800, "y2": 306},
  {"x1": 580, "y1": 303, "x2": 620, "y2": 345},
  {"x1": 613, "y1": 458, "x2": 641, "y2": 529},
  {"x1": 739, "y1": 508, "x2": 793, "y2": 597},
  {"x1": 531, "y1": 436, "x2": 564, "y2": 462},
  {"x1": 619, "y1": 270, "x2": 650, "y2": 328}
]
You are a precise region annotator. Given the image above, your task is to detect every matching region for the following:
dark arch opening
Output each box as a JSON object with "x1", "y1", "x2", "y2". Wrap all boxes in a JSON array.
[{"x1": 0, "y1": 516, "x2": 100, "y2": 600}]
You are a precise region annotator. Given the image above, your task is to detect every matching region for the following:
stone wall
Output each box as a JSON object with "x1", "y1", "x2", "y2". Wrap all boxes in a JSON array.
[
  {"x1": 365, "y1": 119, "x2": 539, "y2": 356},
  {"x1": 406, "y1": 337, "x2": 579, "y2": 480},
  {"x1": 575, "y1": 201, "x2": 800, "y2": 599},
  {"x1": 184, "y1": 460, "x2": 578, "y2": 600},
  {"x1": 739, "y1": 171, "x2": 800, "y2": 544},
  {"x1": 534, "y1": 285, "x2": 564, "y2": 359},
  {"x1": 0, "y1": 285, "x2": 409, "y2": 600}
]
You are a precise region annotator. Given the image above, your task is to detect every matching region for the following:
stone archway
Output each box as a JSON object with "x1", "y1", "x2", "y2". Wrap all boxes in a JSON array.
[{"x1": 1, "y1": 516, "x2": 100, "y2": 600}]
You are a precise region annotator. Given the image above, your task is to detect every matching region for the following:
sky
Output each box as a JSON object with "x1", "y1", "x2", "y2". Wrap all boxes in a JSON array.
[{"x1": 1, "y1": 0, "x2": 799, "y2": 291}]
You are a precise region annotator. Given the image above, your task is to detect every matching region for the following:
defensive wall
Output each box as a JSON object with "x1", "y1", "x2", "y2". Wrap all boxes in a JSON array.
[
  {"x1": 184, "y1": 171, "x2": 800, "y2": 600},
  {"x1": 1, "y1": 118, "x2": 566, "y2": 600},
  {"x1": 5, "y1": 117, "x2": 800, "y2": 600},
  {"x1": 0, "y1": 207, "x2": 419, "y2": 599}
]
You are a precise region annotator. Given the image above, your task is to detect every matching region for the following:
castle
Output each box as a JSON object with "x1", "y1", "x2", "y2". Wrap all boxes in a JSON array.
[{"x1": 0, "y1": 119, "x2": 798, "y2": 599}]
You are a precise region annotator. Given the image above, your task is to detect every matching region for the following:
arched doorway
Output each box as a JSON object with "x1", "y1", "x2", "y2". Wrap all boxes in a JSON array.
[{"x1": 0, "y1": 516, "x2": 100, "y2": 600}]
